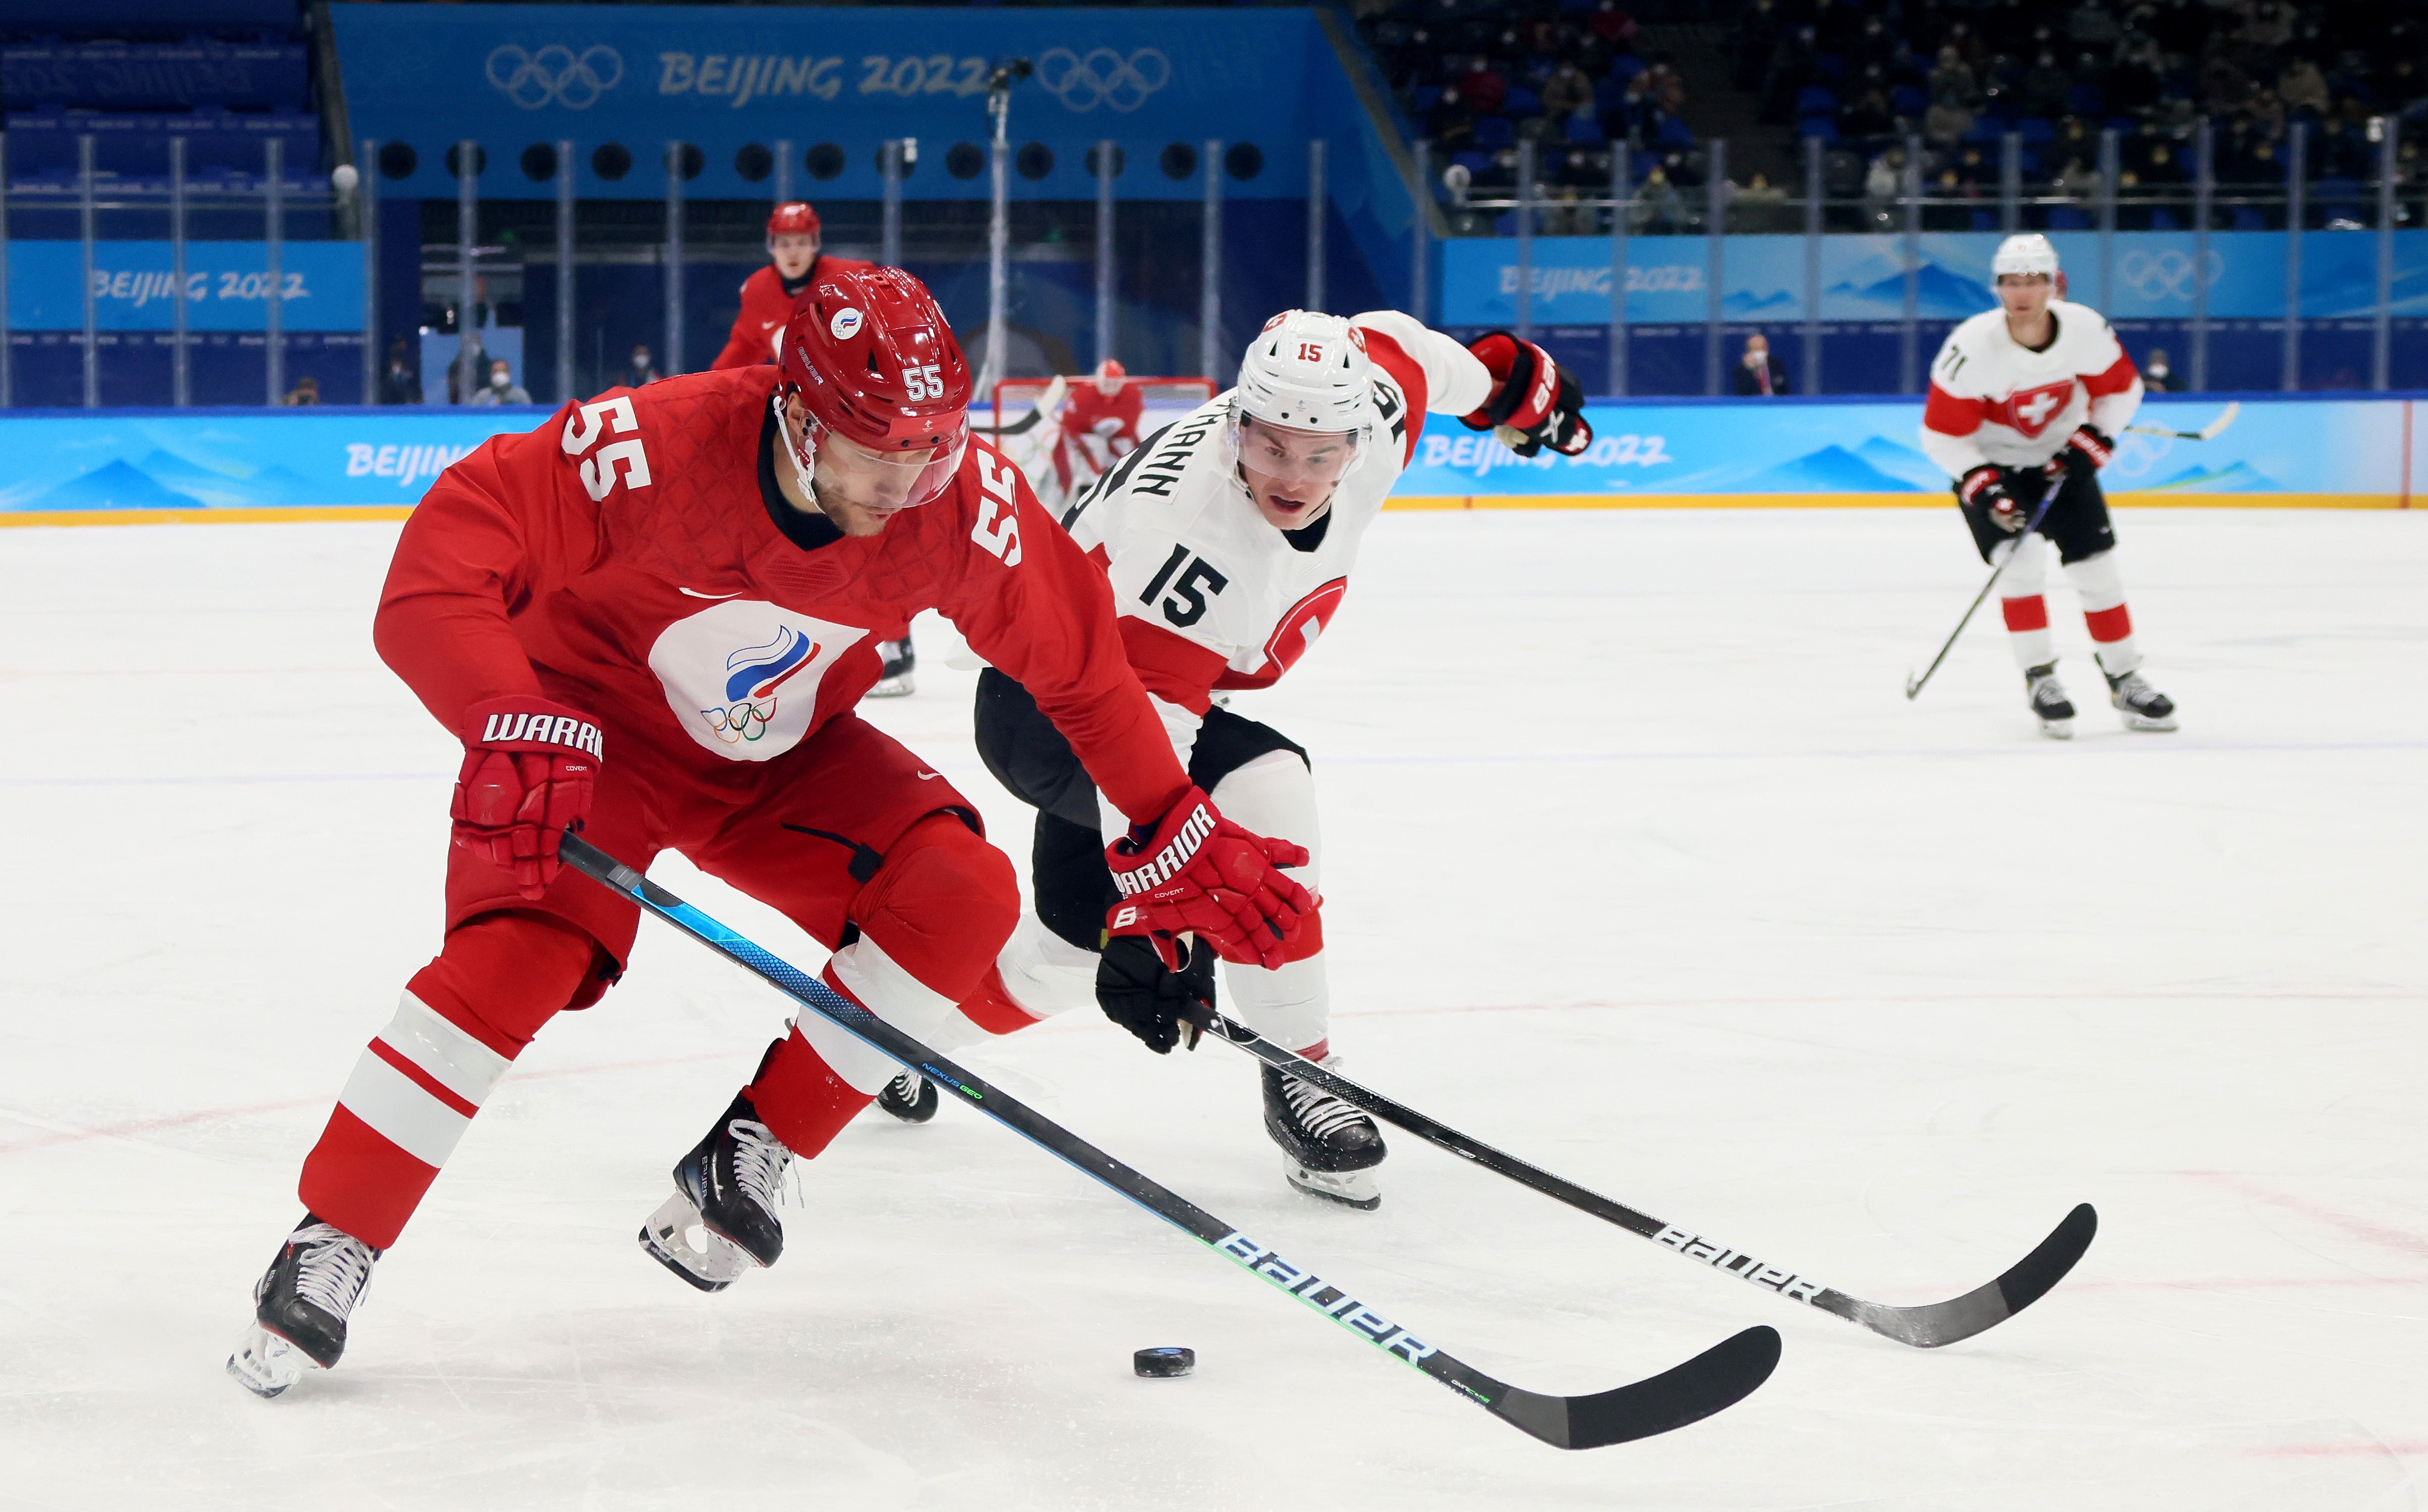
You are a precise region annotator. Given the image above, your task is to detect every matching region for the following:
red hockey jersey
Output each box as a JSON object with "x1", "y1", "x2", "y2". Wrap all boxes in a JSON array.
[
  {"x1": 376, "y1": 364, "x2": 1189, "y2": 821},
  {"x1": 710, "y1": 255, "x2": 876, "y2": 371}
]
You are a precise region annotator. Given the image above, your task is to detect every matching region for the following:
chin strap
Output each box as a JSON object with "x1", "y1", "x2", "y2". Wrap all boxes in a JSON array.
[{"x1": 771, "y1": 391, "x2": 824, "y2": 508}]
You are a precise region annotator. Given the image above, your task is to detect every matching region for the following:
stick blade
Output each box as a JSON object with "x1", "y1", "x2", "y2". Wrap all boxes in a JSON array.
[
  {"x1": 2198, "y1": 400, "x2": 2241, "y2": 440},
  {"x1": 1842, "y1": 1203, "x2": 2098, "y2": 1347},
  {"x1": 1490, "y1": 1326, "x2": 1782, "y2": 1450}
]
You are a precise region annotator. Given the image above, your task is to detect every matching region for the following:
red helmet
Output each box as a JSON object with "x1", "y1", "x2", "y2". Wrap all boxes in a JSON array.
[
  {"x1": 1094, "y1": 357, "x2": 1127, "y2": 396},
  {"x1": 776, "y1": 265, "x2": 971, "y2": 508},
  {"x1": 768, "y1": 201, "x2": 820, "y2": 238}
]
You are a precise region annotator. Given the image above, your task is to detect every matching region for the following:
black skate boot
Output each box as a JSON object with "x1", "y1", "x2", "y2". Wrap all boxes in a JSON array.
[
  {"x1": 875, "y1": 1072, "x2": 938, "y2": 1123},
  {"x1": 639, "y1": 1092, "x2": 794, "y2": 1293},
  {"x1": 868, "y1": 636, "x2": 916, "y2": 698},
  {"x1": 1262, "y1": 1058, "x2": 1387, "y2": 1211},
  {"x1": 2025, "y1": 661, "x2": 2076, "y2": 739},
  {"x1": 227, "y1": 1216, "x2": 379, "y2": 1399},
  {"x1": 2101, "y1": 662, "x2": 2179, "y2": 731}
]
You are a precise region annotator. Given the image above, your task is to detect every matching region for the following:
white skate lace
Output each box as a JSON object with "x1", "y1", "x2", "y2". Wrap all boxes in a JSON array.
[
  {"x1": 727, "y1": 1119, "x2": 796, "y2": 1214},
  {"x1": 1283, "y1": 1069, "x2": 1371, "y2": 1145},
  {"x1": 290, "y1": 1223, "x2": 375, "y2": 1319},
  {"x1": 2113, "y1": 672, "x2": 2153, "y2": 704}
]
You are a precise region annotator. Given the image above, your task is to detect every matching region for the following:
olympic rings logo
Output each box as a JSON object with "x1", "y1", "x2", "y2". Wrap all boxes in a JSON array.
[
  {"x1": 486, "y1": 44, "x2": 626, "y2": 111},
  {"x1": 1034, "y1": 47, "x2": 1170, "y2": 113},
  {"x1": 2117, "y1": 248, "x2": 2223, "y2": 303},
  {"x1": 699, "y1": 699, "x2": 777, "y2": 743}
]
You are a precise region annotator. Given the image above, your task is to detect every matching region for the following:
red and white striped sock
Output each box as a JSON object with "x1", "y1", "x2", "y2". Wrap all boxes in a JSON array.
[{"x1": 2066, "y1": 550, "x2": 2141, "y2": 675}]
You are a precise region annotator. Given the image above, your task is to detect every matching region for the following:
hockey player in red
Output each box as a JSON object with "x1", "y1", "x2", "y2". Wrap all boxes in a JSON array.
[
  {"x1": 709, "y1": 201, "x2": 872, "y2": 371},
  {"x1": 227, "y1": 267, "x2": 1314, "y2": 1397},
  {"x1": 1920, "y1": 234, "x2": 2178, "y2": 737},
  {"x1": 1044, "y1": 358, "x2": 1148, "y2": 495},
  {"x1": 954, "y1": 311, "x2": 1590, "y2": 1208}
]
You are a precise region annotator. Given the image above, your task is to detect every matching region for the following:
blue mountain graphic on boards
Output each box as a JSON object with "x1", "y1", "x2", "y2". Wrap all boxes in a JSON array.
[
  {"x1": 2145, "y1": 460, "x2": 2280, "y2": 491},
  {"x1": 1826, "y1": 262, "x2": 1991, "y2": 318},
  {"x1": 1853, "y1": 436, "x2": 1950, "y2": 490},
  {"x1": 1721, "y1": 288, "x2": 1802, "y2": 317},
  {"x1": 1730, "y1": 444, "x2": 1929, "y2": 492},
  {"x1": 26, "y1": 459, "x2": 204, "y2": 512}
]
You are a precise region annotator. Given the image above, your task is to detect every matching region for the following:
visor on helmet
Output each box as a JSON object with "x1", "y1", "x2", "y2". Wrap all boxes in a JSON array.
[
  {"x1": 1225, "y1": 405, "x2": 1368, "y2": 487},
  {"x1": 776, "y1": 392, "x2": 968, "y2": 512}
]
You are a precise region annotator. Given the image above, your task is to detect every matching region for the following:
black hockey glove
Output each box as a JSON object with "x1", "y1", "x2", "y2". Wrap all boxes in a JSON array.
[
  {"x1": 2056, "y1": 424, "x2": 2115, "y2": 476},
  {"x1": 1460, "y1": 332, "x2": 1595, "y2": 458},
  {"x1": 1958, "y1": 464, "x2": 2028, "y2": 532},
  {"x1": 1096, "y1": 933, "x2": 1218, "y2": 1055}
]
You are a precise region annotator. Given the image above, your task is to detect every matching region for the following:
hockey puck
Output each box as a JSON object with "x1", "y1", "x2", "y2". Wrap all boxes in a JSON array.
[{"x1": 1133, "y1": 1346, "x2": 1194, "y2": 1378}]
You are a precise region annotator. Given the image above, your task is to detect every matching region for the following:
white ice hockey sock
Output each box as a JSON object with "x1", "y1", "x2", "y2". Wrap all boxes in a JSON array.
[
  {"x1": 2066, "y1": 550, "x2": 2142, "y2": 676},
  {"x1": 1993, "y1": 535, "x2": 2055, "y2": 669}
]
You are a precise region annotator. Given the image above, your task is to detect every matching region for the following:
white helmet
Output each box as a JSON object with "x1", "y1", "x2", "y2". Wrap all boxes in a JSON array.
[
  {"x1": 1228, "y1": 311, "x2": 1376, "y2": 488},
  {"x1": 1992, "y1": 233, "x2": 2060, "y2": 280}
]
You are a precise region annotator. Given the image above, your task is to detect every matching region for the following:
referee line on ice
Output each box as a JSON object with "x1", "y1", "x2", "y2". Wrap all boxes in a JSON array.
[{"x1": 8, "y1": 737, "x2": 2428, "y2": 788}]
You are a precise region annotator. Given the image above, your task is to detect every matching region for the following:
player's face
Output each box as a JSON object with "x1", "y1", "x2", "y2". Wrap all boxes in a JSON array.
[
  {"x1": 811, "y1": 432, "x2": 938, "y2": 534},
  {"x1": 1237, "y1": 417, "x2": 1359, "y2": 530},
  {"x1": 1997, "y1": 273, "x2": 2053, "y2": 318},
  {"x1": 770, "y1": 232, "x2": 819, "y2": 280}
]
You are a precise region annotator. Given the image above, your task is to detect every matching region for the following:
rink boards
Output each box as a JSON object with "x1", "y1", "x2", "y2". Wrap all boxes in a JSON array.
[{"x1": 0, "y1": 393, "x2": 2420, "y2": 526}]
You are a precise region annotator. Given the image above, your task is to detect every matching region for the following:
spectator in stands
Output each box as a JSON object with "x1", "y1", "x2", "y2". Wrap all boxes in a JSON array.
[
  {"x1": 282, "y1": 376, "x2": 320, "y2": 407},
  {"x1": 470, "y1": 358, "x2": 531, "y2": 406},
  {"x1": 1428, "y1": 84, "x2": 1477, "y2": 152},
  {"x1": 2278, "y1": 56, "x2": 2330, "y2": 117},
  {"x1": 2025, "y1": 48, "x2": 2072, "y2": 118},
  {"x1": 1630, "y1": 166, "x2": 1689, "y2": 232},
  {"x1": 1931, "y1": 45, "x2": 1981, "y2": 109},
  {"x1": 1588, "y1": 0, "x2": 1636, "y2": 51},
  {"x1": 377, "y1": 340, "x2": 420, "y2": 407},
  {"x1": 2067, "y1": 1, "x2": 2121, "y2": 51},
  {"x1": 2142, "y1": 349, "x2": 2175, "y2": 392},
  {"x1": 1461, "y1": 54, "x2": 1507, "y2": 115},
  {"x1": 1730, "y1": 171, "x2": 1793, "y2": 232},
  {"x1": 446, "y1": 328, "x2": 484, "y2": 406},
  {"x1": 2314, "y1": 112, "x2": 2366, "y2": 178},
  {"x1": 1845, "y1": 85, "x2": 1897, "y2": 137},
  {"x1": 1927, "y1": 91, "x2": 1976, "y2": 146},
  {"x1": 1735, "y1": 333, "x2": 1791, "y2": 395},
  {"x1": 1542, "y1": 60, "x2": 1595, "y2": 122},
  {"x1": 1642, "y1": 59, "x2": 1686, "y2": 118},
  {"x1": 626, "y1": 345, "x2": 661, "y2": 387}
]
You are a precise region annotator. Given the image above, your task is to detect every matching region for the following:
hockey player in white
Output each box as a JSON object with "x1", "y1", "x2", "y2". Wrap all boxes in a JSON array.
[
  {"x1": 1920, "y1": 233, "x2": 2179, "y2": 737},
  {"x1": 908, "y1": 310, "x2": 1591, "y2": 1207}
]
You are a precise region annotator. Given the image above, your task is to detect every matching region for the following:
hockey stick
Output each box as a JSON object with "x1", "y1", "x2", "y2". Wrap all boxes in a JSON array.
[
  {"x1": 1203, "y1": 1017, "x2": 2095, "y2": 1349},
  {"x1": 554, "y1": 834, "x2": 1780, "y2": 1449},
  {"x1": 1902, "y1": 486, "x2": 2064, "y2": 701},
  {"x1": 2122, "y1": 400, "x2": 2240, "y2": 441}
]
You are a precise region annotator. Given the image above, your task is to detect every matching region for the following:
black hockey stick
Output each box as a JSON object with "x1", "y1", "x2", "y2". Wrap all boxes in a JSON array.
[
  {"x1": 1203, "y1": 1017, "x2": 2094, "y2": 1349},
  {"x1": 1902, "y1": 484, "x2": 2064, "y2": 701},
  {"x1": 554, "y1": 835, "x2": 1780, "y2": 1449}
]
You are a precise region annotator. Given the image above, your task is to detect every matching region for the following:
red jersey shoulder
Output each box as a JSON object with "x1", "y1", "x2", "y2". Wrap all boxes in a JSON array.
[
  {"x1": 569, "y1": 369, "x2": 780, "y2": 571},
  {"x1": 1355, "y1": 328, "x2": 1425, "y2": 466}
]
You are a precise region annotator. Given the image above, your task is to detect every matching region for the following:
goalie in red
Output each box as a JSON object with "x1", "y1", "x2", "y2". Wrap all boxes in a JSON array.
[{"x1": 227, "y1": 266, "x2": 1314, "y2": 1399}]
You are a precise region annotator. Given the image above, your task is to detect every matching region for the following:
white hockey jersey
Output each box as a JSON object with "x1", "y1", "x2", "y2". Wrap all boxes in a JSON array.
[
  {"x1": 1058, "y1": 310, "x2": 1491, "y2": 763},
  {"x1": 1919, "y1": 298, "x2": 2143, "y2": 476}
]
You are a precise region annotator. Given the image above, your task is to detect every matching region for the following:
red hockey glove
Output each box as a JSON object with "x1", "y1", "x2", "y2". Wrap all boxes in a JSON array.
[
  {"x1": 1959, "y1": 464, "x2": 2028, "y2": 532},
  {"x1": 1105, "y1": 787, "x2": 1316, "y2": 972},
  {"x1": 2057, "y1": 424, "x2": 2115, "y2": 475},
  {"x1": 450, "y1": 695, "x2": 603, "y2": 900},
  {"x1": 1460, "y1": 331, "x2": 1595, "y2": 458}
]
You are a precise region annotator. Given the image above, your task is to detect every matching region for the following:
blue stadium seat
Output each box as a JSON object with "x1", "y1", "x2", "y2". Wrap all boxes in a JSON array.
[
  {"x1": 1799, "y1": 116, "x2": 1841, "y2": 142},
  {"x1": 2016, "y1": 116, "x2": 2055, "y2": 142},
  {"x1": 1412, "y1": 85, "x2": 1442, "y2": 113},
  {"x1": 1475, "y1": 115, "x2": 1516, "y2": 148},
  {"x1": 1451, "y1": 149, "x2": 1494, "y2": 175},
  {"x1": 1657, "y1": 115, "x2": 1694, "y2": 147},
  {"x1": 2067, "y1": 83, "x2": 2104, "y2": 115},
  {"x1": 2148, "y1": 207, "x2": 2180, "y2": 229},
  {"x1": 1505, "y1": 86, "x2": 1541, "y2": 115},
  {"x1": 2048, "y1": 205, "x2": 2091, "y2": 229},
  {"x1": 1892, "y1": 83, "x2": 1929, "y2": 116},
  {"x1": 1565, "y1": 113, "x2": 1606, "y2": 145},
  {"x1": 1796, "y1": 86, "x2": 1839, "y2": 117},
  {"x1": 1609, "y1": 53, "x2": 1647, "y2": 81}
]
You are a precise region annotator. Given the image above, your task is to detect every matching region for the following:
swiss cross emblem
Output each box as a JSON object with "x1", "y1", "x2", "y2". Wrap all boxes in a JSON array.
[{"x1": 2000, "y1": 380, "x2": 2073, "y2": 437}]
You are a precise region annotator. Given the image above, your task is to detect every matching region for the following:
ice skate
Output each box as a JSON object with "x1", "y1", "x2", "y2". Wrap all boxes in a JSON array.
[
  {"x1": 227, "y1": 1217, "x2": 379, "y2": 1399},
  {"x1": 1263, "y1": 1058, "x2": 1387, "y2": 1211},
  {"x1": 2102, "y1": 664, "x2": 2178, "y2": 731},
  {"x1": 875, "y1": 1071, "x2": 938, "y2": 1124},
  {"x1": 868, "y1": 637, "x2": 916, "y2": 698},
  {"x1": 640, "y1": 1092, "x2": 793, "y2": 1293},
  {"x1": 2025, "y1": 661, "x2": 2075, "y2": 739}
]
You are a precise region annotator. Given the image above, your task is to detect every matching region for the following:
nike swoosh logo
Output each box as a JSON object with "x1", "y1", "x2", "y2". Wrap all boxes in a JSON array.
[
  {"x1": 679, "y1": 587, "x2": 745, "y2": 599},
  {"x1": 761, "y1": 320, "x2": 780, "y2": 330},
  {"x1": 915, "y1": 772, "x2": 943, "y2": 781}
]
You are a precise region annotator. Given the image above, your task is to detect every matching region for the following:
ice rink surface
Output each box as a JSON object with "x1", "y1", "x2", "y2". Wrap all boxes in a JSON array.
[{"x1": 3, "y1": 507, "x2": 2423, "y2": 1509}]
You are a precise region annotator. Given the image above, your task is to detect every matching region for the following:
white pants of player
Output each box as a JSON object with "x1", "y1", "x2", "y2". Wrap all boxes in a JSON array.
[{"x1": 995, "y1": 749, "x2": 1330, "y2": 1054}]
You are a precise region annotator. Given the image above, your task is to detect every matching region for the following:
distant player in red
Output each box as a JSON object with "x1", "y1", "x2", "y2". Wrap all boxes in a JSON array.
[
  {"x1": 227, "y1": 267, "x2": 1315, "y2": 1399},
  {"x1": 710, "y1": 201, "x2": 872, "y2": 371},
  {"x1": 1043, "y1": 359, "x2": 1146, "y2": 498}
]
